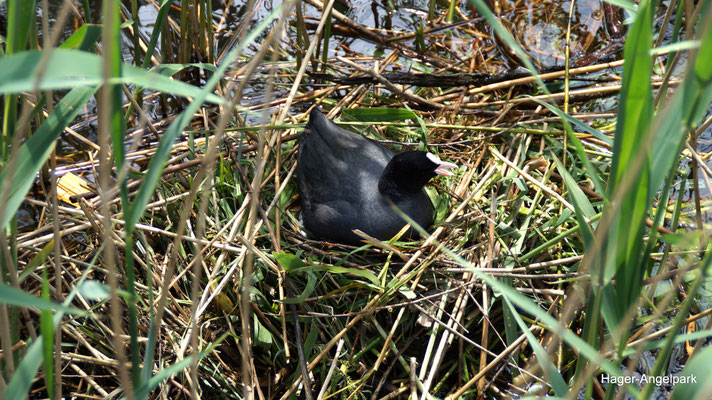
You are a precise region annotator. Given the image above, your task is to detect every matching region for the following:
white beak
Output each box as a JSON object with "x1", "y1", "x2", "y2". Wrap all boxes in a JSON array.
[{"x1": 427, "y1": 152, "x2": 458, "y2": 176}]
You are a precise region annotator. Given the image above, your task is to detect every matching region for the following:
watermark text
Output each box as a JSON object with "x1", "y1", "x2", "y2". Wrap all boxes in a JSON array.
[{"x1": 600, "y1": 374, "x2": 696, "y2": 387}]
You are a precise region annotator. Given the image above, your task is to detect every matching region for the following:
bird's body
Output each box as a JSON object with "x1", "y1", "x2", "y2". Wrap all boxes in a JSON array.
[{"x1": 297, "y1": 108, "x2": 456, "y2": 245}]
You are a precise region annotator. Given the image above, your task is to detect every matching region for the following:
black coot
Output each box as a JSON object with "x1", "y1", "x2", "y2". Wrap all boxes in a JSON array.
[{"x1": 297, "y1": 108, "x2": 457, "y2": 244}]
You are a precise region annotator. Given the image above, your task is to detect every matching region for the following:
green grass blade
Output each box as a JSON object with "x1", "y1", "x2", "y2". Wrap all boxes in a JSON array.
[
  {"x1": 3, "y1": 332, "x2": 44, "y2": 400},
  {"x1": 535, "y1": 98, "x2": 608, "y2": 196},
  {"x1": 596, "y1": 0, "x2": 653, "y2": 335},
  {"x1": 0, "y1": 49, "x2": 225, "y2": 104},
  {"x1": 292, "y1": 265, "x2": 380, "y2": 287},
  {"x1": 150, "y1": 63, "x2": 217, "y2": 76},
  {"x1": 141, "y1": 0, "x2": 172, "y2": 68},
  {"x1": 602, "y1": 0, "x2": 637, "y2": 12},
  {"x1": 552, "y1": 152, "x2": 596, "y2": 246},
  {"x1": 40, "y1": 269, "x2": 55, "y2": 400},
  {"x1": 2, "y1": 0, "x2": 36, "y2": 157},
  {"x1": 341, "y1": 107, "x2": 419, "y2": 122},
  {"x1": 0, "y1": 283, "x2": 86, "y2": 316},
  {"x1": 609, "y1": 0, "x2": 653, "y2": 195},
  {"x1": 58, "y1": 24, "x2": 102, "y2": 51},
  {"x1": 103, "y1": 0, "x2": 141, "y2": 387},
  {"x1": 644, "y1": 248, "x2": 712, "y2": 398},
  {"x1": 504, "y1": 297, "x2": 569, "y2": 396},
  {"x1": 473, "y1": 258, "x2": 621, "y2": 375},
  {"x1": 686, "y1": 9, "x2": 712, "y2": 124},
  {"x1": 5, "y1": 0, "x2": 36, "y2": 54},
  {"x1": 0, "y1": 86, "x2": 97, "y2": 230},
  {"x1": 133, "y1": 334, "x2": 228, "y2": 400},
  {"x1": 281, "y1": 272, "x2": 318, "y2": 304}
]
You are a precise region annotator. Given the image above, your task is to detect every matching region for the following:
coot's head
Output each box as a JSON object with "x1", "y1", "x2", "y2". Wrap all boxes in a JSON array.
[{"x1": 378, "y1": 151, "x2": 457, "y2": 199}]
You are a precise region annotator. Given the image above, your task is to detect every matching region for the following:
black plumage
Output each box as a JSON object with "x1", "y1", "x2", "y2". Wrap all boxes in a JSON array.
[{"x1": 297, "y1": 108, "x2": 457, "y2": 245}]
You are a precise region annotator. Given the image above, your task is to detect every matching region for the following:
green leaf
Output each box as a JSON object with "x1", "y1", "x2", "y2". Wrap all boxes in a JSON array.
[
  {"x1": 534, "y1": 98, "x2": 609, "y2": 196},
  {"x1": 0, "y1": 49, "x2": 225, "y2": 105},
  {"x1": 273, "y1": 251, "x2": 306, "y2": 271},
  {"x1": 463, "y1": 255, "x2": 622, "y2": 376},
  {"x1": 552, "y1": 152, "x2": 595, "y2": 246},
  {"x1": 504, "y1": 297, "x2": 569, "y2": 397},
  {"x1": 602, "y1": 0, "x2": 637, "y2": 12},
  {"x1": 290, "y1": 264, "x2": 380, "y2": 286},
  {"x1": 695, "y1": 23, "x2": 712, "y2": 82},
  {"x1": 304, "y1": 323, "x2": 319, "y2": 357},
  {"x1": 0, "y1": 87, "x2": 97, "y2": 231},
  {"x1": 0, "y1": 282, "x2": 87, "y2": 316},
  {"x1": 77, "y1": 280, "x2": 111, "y2": 301},
  {"x1": 596, "y1": 0, "x2": 654, "y2": 334},
  {"x1": 141, "y1": 0, "x2": 173, "y2": 68},
  {"x1": 59, "y1": 24, "x2": 102, "y2": 51},
  {"x1": 133, "y1": 333, "x2": 227, "y2": 399},
  {"x1": 19, "y1": 239, "x2": 55, "y2": 282},
  {"x1": 468, "y1": 0, "x2": 549, "y2": 94},
  {"x1": 341, "y1": 107, "x2": 419, "y2": 122},
  {"x1": 400, "y1": 206, "x2": 623, "y2": 376},
  {"x1": 41, "y1": 270, "x2": 55, "y2": 400},
  {"x1": 281, "y1": 271, "x2": 317, "y2": 304},
  {"x1": 609, "y1": 0, "x2": 653, "y2": 194},
  {"x1": 4, "y1": 331, "x2": 44, "y2": 399},
  {"x1": 650, "y1": 40, "x2": 700, "y2": 56},
  {"x1": 253, "y1": 314, "x2": 273, "y2": 347},
  {"x1": 5, "y1": 0, "x2": 36, "y2": 54}
]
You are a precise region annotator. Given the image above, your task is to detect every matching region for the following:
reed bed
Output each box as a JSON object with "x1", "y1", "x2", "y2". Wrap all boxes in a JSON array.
[{"x1": 1, "y1": 0, "x2": 711, "y2": 399}]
